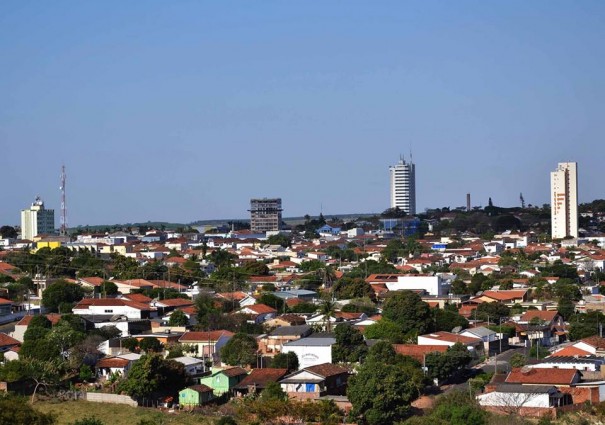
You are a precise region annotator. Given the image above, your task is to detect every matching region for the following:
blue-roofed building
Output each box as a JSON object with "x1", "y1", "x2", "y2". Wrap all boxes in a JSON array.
[{"x1": 317, "y1": 224, "x2": 341, "y2": 236}]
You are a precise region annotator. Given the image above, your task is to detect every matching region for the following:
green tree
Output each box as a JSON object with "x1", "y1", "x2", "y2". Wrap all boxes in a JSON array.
[
  {"x1": 266, "y1": 234, "x2": 292, "y2": 248},
  {"x1": 0, "y1": 225, "x2": 18, "y2": 239},
  {"x1": 433, "y1": 309, "x2": 468, "y2": 332},
  {"x1": 475, "y1": 302, "x2": 510, "y2": 324},
  {"x1": 348, "y1": 351, "x2": 424, "y2": 424},
  {"x1": 260, "y1": 381, "x2": 287, "y2": 401},
  {"x1": 429, "y1": 390, "x2": 488, "y2": 425},
  {"x1": 79, "y1": 364, "x2": 94, "y2": 382},
  {"x1": 99, "y1": 281, "x2": 118, "y2": 296},
  {"x1": 220, "y1": 333, "x2": 258, "y2": 367},
  {"x1": 42, "y1": 280, "x2": 85, "y2": 313},
  {"x1": 382, "y1": 291, "x2": 433, "y2": 338},
  {"x1": 332, "y1": 277, "x2": 375, "y2": 301},
  {"x1": 332, "y1": 324, "x2": 367, "y2": 363},
  {"x1": 139, "y1": 337, "x2": 163, "y2": 353},
  {"x1": 121, "y1": 337, "x2": 139, "y2": 352},
  {"x1": 0, "y1": 395, "x2": 56, "y2": 425},
  {"x1": 425, "y1": 343, "x2": 471, "y2": 383},
  {"x1": 117, "y1": 354, "x2": 189, "y2": 399},
  {"x1": 509, "y1": 353, "x2": 526, "y2": 368},
  {"x1": 363, "y1": 319, "x2": 406, "y2": 343},
  {"x1": 270, "y1": 352, "x2": 299, "y2": 372},
  {"x1": 168, "y1": 309, "x2": 189, "y2": 327}
]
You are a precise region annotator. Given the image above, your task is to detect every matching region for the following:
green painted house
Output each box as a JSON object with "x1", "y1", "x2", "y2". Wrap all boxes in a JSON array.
[
  {"x1": 198, "y1": 366, "x2": 248, "y2": 395},
  {"x1": 179, "y1": 385, "x2": 214, "y2": 408}
]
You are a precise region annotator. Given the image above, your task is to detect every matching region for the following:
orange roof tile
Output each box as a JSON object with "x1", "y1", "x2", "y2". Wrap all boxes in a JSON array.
[{"x1": 506, "y1": 367, "x2": 579, "y2": 385}]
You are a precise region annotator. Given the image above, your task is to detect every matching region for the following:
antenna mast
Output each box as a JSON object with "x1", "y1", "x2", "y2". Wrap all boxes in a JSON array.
[{"x1": 60, "y1": 165, "x2": 68, "y2": 236}]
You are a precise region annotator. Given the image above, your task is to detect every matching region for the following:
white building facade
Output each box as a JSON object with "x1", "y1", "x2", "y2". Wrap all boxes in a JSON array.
[
  {"x1": 389, "y1": 156, "x2": 416, "y2": 215},
  {"x1": 551, "y1": 162, "x2": 578, "y2": 239},
  {"x1": 20, "y1": 197, "x2": 55, "y2": 240}
]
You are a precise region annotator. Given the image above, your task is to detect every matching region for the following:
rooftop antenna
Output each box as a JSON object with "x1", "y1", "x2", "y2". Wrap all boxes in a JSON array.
[
  {"x1": 410, "y1": 149, "x2": 413, "y2": 164},
  {"x1": 60, "y1": 165, "x2": 68, "y2": 236}
]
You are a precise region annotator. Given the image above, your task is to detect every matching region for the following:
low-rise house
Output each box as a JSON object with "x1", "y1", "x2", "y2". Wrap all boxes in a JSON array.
[
  {"x1": 73, "y1": 298, "x2": 153, "y2": 320},
  {"x1": 478, "y1": 290, "x2": 528, "y2": 304},
  {"x1": 477, "y1": 384, "x2": 571, "y2": 416},
  {"x1": 178, "y1": 385, "x2": 214, "y2": 408},
  {"x1": 0, "y1": 333, "x2": 20, "y2": 353},
  {"x1": 505, "y1": 367, "x2": 581, "y2": 386},
  {"x1": 258, "y1": 325, "x2": 313, "y2": 355},
  {"x1": 264, "y1": 314, "x2": 307, "y2": 328},
  {"x1": 0, "y1": 298, "x2": 12, "y2": 316},
  {"x1": 198, "y1": 367, "x2": 248, "y2": 396},
  {"x1": 12, "y1": 313, "x2": 62, "y2": 342},
  {"x1": 238, "y1": 304, "x2": 277, "y2": 324},
  {"x1": 280, "y1": 363, "x2": 349, "y2": 400},
  {"x1": 564, "y1": 335, "x2": 605, "y2": 356},
  {"x1": 530, "y1": 356, "x2": 604, "y2": 372},
  {"x1": 95, "y1": 353, "x2": 141, "y2": 378},
  {"x1": 417, "y1": 331, "x2": 483, "y2": 352},
  {"x1": 172, "y1": 356, "x2": 207, "y2": 377},
  {"x1": 233, "y1": 368, "x2": 288, "y2": 397},
  {"x1": 178, "y1": 330, "x2": 234, "y2": 358},
  {"x1": 392, "y1": 344, "x2": 449, "y2": 363},
  {"x1": 282, "y1": 334, "x2": 336, "y2": 369}
]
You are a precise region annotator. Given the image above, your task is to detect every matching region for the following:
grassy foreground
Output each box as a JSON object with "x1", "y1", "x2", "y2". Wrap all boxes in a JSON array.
[{"x1": 36, "y1": 400, "x2": 218, "y2": 425}]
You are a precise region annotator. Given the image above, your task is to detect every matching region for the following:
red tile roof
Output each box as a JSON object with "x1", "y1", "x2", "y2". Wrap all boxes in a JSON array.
[
  {"x1": 482, "y1": 290, "x2": 528, "y2": 302},
  {"x1": 0, "y1": 297, "x2": 12, "y2": 305},
  {"x1": 393, "y1": 344, "x2": 448, "y2": 362},
  {"x1": 158, "y1": 298, "x2": 194, "y2": 307},
  {"x1": 122, "y1": 293, "x2": 153, "y2": 304},
  {"x1": 74, "y1": 298, "x2": 151, "y2": 311},
  {"x1": 234, "y1": 368, "x2": 288, "y2": 389},
  {"x1": 96, "y1": 357, "x2": 130, "y2": 368},
  {"x1": 16, "y1": 313, "x2": 62, "y2": 326},
  {"x1": 579, "y1": 336, "x2": 605, "y2": 350},
  {"x1": 79, "y1": 277, "x2": 105, "y2": 287},
  {"x1": 187, "y1": 384, "x2": 213, "y2": 393},
  {"x1": 506, "y1": 367, "x2": 579, "y2": 385},
  {"x1": 0, "y1": 332, "x2": 20, "y2": 348},
  {"x1": 178, "y1": 330, "x2": 234, "y2": 342},
  {"x1": 243, "y1": 304, "x2": 277, "y2": 315},
  {"x1": 305, "y1": 363, "x2": 348, "y2": 377},
  {"x1": 550, "y1": 346, "x2": 592, "y2": 358},
  {"x1": 520, "y1": 310, "x2": 559, "y2": 323},
  {"x1": 419, "y1": 331, "x2": 482, "y2": 345}
]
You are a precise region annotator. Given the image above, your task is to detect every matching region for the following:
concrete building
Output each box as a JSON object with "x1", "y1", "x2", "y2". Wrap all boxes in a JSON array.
[
  {"x1": 551, "y1": 162, "x2": 578, "y2": 239},
  {"x1": 389, "y1": 155, "x2": 416, "y2": 215},
  {"x1": 20, "y1": 196, "x2": 55, "y2": 240},
  {"x1": 249, "y1": 198, "x2": 282, "y2": 233}
]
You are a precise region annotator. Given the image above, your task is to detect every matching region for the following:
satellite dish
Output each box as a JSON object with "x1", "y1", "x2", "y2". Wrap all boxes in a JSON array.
[
  {"x1": 452, "y1": 326, "x2": 463, "y2": 334},
  {"x1": 521, "y1": 366, "x2": 532, "y2": 375}
]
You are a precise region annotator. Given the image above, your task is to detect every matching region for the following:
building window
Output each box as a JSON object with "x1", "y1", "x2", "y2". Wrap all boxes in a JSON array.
[{"x1": 104, "y1": 309, "x2": 113, "y2": 313}]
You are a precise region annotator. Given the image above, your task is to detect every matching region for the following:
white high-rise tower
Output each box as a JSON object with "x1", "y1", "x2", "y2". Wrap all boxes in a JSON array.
[
  {"x1": 20, "y1": 196, "x2": 55, "y2": 240},
  {"x1": 389, "y1": 155, "x2": 416, "y2": 215},
  {"x1": 550, "y1": 162, "x2": 578, "y2": 239}
]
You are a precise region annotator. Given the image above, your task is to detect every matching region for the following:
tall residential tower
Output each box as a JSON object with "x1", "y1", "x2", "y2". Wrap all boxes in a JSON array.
[
  {"x1": 21, "y1": 196, "x2": 55, "y2": 240},
  {"x1": 550, "y1": 162, "x2": 578, "y2": 239},
  {"x1": 389, "y1": 155, "x2": 416, "y2": 215},
  {"x1": 249, "y1": 198, "x2": 283, "y2": 233}
]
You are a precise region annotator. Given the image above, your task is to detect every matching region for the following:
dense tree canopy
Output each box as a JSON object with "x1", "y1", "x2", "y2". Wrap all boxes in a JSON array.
[
  {"x1": 117, "y1": 354, "x2": 189, "y2": 399},
  {"x1": 42, "y1": 280, "x2": 85, "y2": 313},
  {"x1": 332, "y1": 324, "x2": 367, "y2": 363},
  {"x1": 220, "y1": 333, "x2": 259, "y2": 367},
  {"x1": 348, "y1": 342, "x2": 425, "y2": 425},
  {"x1": 382, "y1": 291, "x2": 433, "y2": 338}
]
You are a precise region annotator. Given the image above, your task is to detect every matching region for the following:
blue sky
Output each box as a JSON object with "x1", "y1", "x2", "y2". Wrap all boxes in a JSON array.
[{"x1": 1, "y1": 1, "x2": 604, "y2": 226}]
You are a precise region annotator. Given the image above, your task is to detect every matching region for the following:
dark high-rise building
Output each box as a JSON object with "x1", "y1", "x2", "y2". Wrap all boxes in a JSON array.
[{"x1": 249, "y1": 198, "x2": 282, "y2": 233}]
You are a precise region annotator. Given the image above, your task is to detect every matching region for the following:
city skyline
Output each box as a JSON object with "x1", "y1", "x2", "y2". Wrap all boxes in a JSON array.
[{"x1": 1, "y1": 2, "x2": 604, "y2": 226}]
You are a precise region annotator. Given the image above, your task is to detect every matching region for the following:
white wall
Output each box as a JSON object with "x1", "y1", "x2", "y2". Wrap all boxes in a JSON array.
[
  {"x1": 283, "y1": 345, "x2": 332, "y2": 369},
  {"x1": 387, "y1": 276, "x2": 444, "y2": 296},
  {"x1": 477, "y1": 391, "x2": 551, "y2": 408}
]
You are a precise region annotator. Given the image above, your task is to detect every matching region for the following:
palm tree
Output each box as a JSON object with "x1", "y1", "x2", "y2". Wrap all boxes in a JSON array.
[{"x1": 319, "y1": 298, "x2": 336, "y2": 332}]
